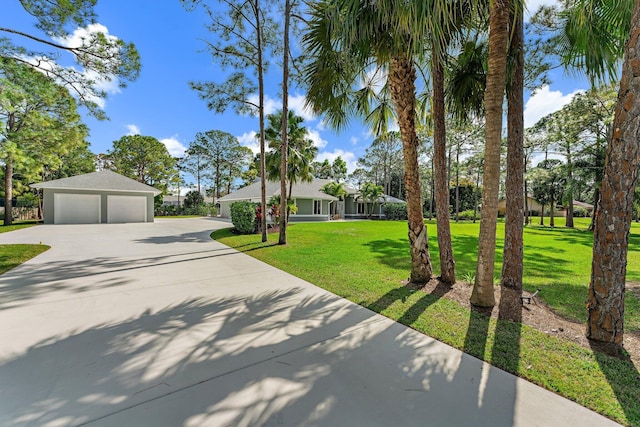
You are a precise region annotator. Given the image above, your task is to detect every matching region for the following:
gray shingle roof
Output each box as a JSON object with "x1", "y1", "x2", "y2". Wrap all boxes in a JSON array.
[
  {"x1": 218, "y1": 179, "x2": 345, "y2": 202},
  {"x1": 30, "y1": 170, "x2": 161, "y2": 195}
]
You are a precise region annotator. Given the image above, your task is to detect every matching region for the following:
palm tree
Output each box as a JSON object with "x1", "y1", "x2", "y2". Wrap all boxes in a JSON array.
[
  {"x1": 303, "y1": 0, "x2": 450, "y2": 283},
  {"x1": 501, "y1": 2, "x2": 525, "y2": 294},
  {"x1": 322, "y1": 181, "x2": 347, "y2": 217},
  {"x1": 587, "y1": 0, "x2": 640, "y2": 346},
  {"x1": 471, "y1": 0, "x2": 511, "y2": 308},
  {"x1": 359, "y1": 182, "x2": 384, "y2": 218},
  {"x1": 432, "y1": 43, "x2": 457, "y2": 285},
  {"x1": 264, "y1": 111, "x2": 317, "y2": 221}
]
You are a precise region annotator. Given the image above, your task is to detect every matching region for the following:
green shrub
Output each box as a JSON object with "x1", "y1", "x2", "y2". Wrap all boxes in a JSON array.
[
  {"x1": 573, "y1": 206, "x2": 588, "y2": 217},
  {"x1": 457, "y1": 209, "x2": 479, "y2": 221},
  {"x1": 230, "y1": 201, "x2": 257, "y2": 234},
  {"x1": 184, "y1": 191, "x2": 205, "y2": 209},
  {"x1": 382, "y1": 203, "x2": 408, "y2": 220}
]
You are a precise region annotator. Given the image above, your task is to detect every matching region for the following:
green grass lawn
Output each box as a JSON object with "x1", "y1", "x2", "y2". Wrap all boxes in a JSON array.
[
  {"x1": 0, "y1": 221, "x2": 47, "y2": 274},
  {"x1": 0, "y1": 220, "x2": 39, "y2": 233},
  {"x1": 212, "y1": 218, "x2": 640, "y2": 426},
  {"x1": 0, "y1": 244, "x2": 49, "y2": 275}
]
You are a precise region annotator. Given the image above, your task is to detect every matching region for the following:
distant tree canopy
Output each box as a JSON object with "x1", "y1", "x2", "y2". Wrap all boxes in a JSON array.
[
  {"x1": 189, "y1": 130, "x2": 252, "y2": 199},
  {"x1": 0, "y1": 57, "x2": 87, "y2": 224},
  {"x1": 107, "y1": 135, "x2": 176, "y2": 192},
  {"x1": 183, "y1": 190, "x2": 205, "y2": 208},
  {"x1": 312, "y1": 156, "x2": 348, "y2": 181}
]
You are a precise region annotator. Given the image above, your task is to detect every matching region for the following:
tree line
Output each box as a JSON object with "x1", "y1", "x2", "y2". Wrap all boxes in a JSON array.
[{"x1": 180, "y1": 0, "x2": 639, "y2": 350}]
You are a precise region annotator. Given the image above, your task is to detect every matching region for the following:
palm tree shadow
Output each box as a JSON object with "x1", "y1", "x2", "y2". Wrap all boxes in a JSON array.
[
  {"x1": 492, "y1": 288, "x2": 523, "y2": 374},
  {"x1": 362, "y1": 238, "x2": 412, "y2": 272},
  {"x1": 589, "y1": 340, "x2": 640, "y2": 424},
  {"x1": 367, "y1": 280, "x2": 453, "y2": 327},
  {"x1": 0, "y1": 288, "x2": 526, "y2": 426}
]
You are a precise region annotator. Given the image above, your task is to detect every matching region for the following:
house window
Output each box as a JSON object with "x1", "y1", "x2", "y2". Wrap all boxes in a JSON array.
[
  {"x1": 357, "y1": 202, "x2": 365, "y2": 214},
  {"x1": 313, "y1": 200, "x2": 321, "y2": 215}
]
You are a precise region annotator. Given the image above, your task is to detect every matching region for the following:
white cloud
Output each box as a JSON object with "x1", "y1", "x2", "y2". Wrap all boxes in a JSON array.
[
  {"x1": 350, "y1": 136, "x2": 359, "y2": 145},
  {"x1": 246, "y1": 93, "x2": 317, "y2": 122},
  {"x1": 306, "y1": 129, "x2": 328, "y2": 149},
  {"x1": 524, "y1": 85, "x2": 585, "y2": 128},
  {"x1": 54, "y1": 23, "x2": 112, "y2": 48},
  {"x1": 316, "y1": 149, "x2": 358, "y2": 173},
  {"x1": 126, "y1": 124, "x2": 141, "y2": 135},
  {"x1": 316, "y1": 120, "x2": 327, "y2": 131},
  {"x1": 160, "y1": 136, "x2": 187, "y2": 157},
  {"x1": 247, "y1": 94, "x2": 279, "y2": 116},
  {"x1": 237, "y1": 131, "x2": 260, "y2": 154},
  {"x1": 288, "y1": 94, "x2": 316, "y2": 121}
]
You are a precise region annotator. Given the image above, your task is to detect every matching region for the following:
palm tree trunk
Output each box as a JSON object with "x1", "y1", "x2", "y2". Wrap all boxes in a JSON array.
[
  {"x1": 501, "y1": 9, "x2": 524, "y2": 292},
  {"x1": 4, "y1": 160, "x2": 13, "y2": 226},
  {"x1": 455, "y1": 146, "x2": 460, "y2": 222},
  {"x1": 432, "y1": 52, "x2": 456, "y2": 285},
  {"x1": 389, "y1": 54, "x2": 433, "y2": 284},
  {"x1": 279, "y1": 0, "x2": 291, "y2": 245},
  {"x1": 550, "y1": 197, "x2": 555, "y2": 227},
  {"x1": 587, "y1": 0, "x2": 640, "y2": 346},
  {"x1": 472, "y1": 0, "x2": 510, "y2": 307}
]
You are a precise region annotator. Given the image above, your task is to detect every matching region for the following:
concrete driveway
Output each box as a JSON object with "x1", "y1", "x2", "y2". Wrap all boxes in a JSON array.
[{"x1": 0, "y1": 218, "x2": 619, "y2": 426}]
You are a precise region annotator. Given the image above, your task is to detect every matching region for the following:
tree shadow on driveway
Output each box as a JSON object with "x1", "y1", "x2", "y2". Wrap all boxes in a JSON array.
[
  {"x1": 0, "y1": 289, "x2": 523, "y2": 427},
  {"x1": 0, "y1": 248, "x2": 241, "y2": 310}
]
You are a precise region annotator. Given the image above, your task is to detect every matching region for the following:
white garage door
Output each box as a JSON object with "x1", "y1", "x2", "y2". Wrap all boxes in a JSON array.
[
  {"x1": 54, "y1": 193, "x2": 101, "y2": 224},
  {"x1": 107, "y1": 195, "x2": 147, "y2": 223}
]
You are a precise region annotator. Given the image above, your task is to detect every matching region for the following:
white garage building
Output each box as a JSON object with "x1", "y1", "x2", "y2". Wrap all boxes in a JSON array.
[{"x1": 31, "y1": 170, "x2": 161, "y2": 224}]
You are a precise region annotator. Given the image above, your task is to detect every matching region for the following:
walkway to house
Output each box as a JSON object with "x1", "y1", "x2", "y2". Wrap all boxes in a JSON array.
[{"x1": 0, "y1": 218, "x2": 619, "y2": 426}]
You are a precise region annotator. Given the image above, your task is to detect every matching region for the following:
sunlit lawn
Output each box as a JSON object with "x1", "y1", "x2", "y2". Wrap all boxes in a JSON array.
[
  {"x1": 0, "y1": 220, "x2": 39, "y2": 233},
  {"x1": 212, "y1": 218, "x2": 640, "y2": 425},
  {"x1": 0, "y1": 221, "x2": 47, "y2": 274},
  {"x1": 0, "y1": 244, "x2": 49, "y2": 275}
]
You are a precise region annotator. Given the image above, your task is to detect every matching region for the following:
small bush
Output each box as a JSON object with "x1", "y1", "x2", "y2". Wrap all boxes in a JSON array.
[
  {"x1": 457, "y1": 210, "x2": 479, "y2": 221},
  {"x1": 383, "y1": 203, "x2": 408, "y2": 220},
  {"x1": 573, "y1": 206, "x2": 588, "y2": 217},
  {"x1": 230, "y1": 201, "x2": 257, "y2": 234}
]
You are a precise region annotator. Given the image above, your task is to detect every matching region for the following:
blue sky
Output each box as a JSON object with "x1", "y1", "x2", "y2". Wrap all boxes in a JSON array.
[{"x1": 8, "y1": 0, "x2": 591, "y2": 185}]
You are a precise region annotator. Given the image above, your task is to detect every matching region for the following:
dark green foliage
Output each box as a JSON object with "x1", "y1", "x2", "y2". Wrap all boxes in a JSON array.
[
  {"x1": 107, "y1": 135, "x2": 176, "y2": 191},
  {"x1": 449, "y1": 184, "x2": 480, "y2": 212},
  {"x1": 382, "y1": 203, "x2": 407, "y2": 220},
  {"x1": 155, "y1": 203, "x2": 216, "y2": 217},
  {"x1": 230, "y1": 201, "x2": 257, "y2": 234},
  {"x1": 183, "y1": 190, "x2": 204, "y2": 208},
  {"x1": 573, "y1": 206, "x2": 588, "y2": 217},
  {"x1": 458, "y1": 209, "x2": 480, "y2": 220}
]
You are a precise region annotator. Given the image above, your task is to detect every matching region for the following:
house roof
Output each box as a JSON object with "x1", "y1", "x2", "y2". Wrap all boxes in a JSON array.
[
  {"x1": 31, "y1": 170, "x2": 161, "y2": 195},
  {"x1": 573, "y1": 200, "x2": 594, "y2": 209},
  {"x1": 218, "y1": 179, "x2": 340, "y2": 202},
  {"x1": 380, "y1": 194, "x2": 406, "y2": 204}
]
